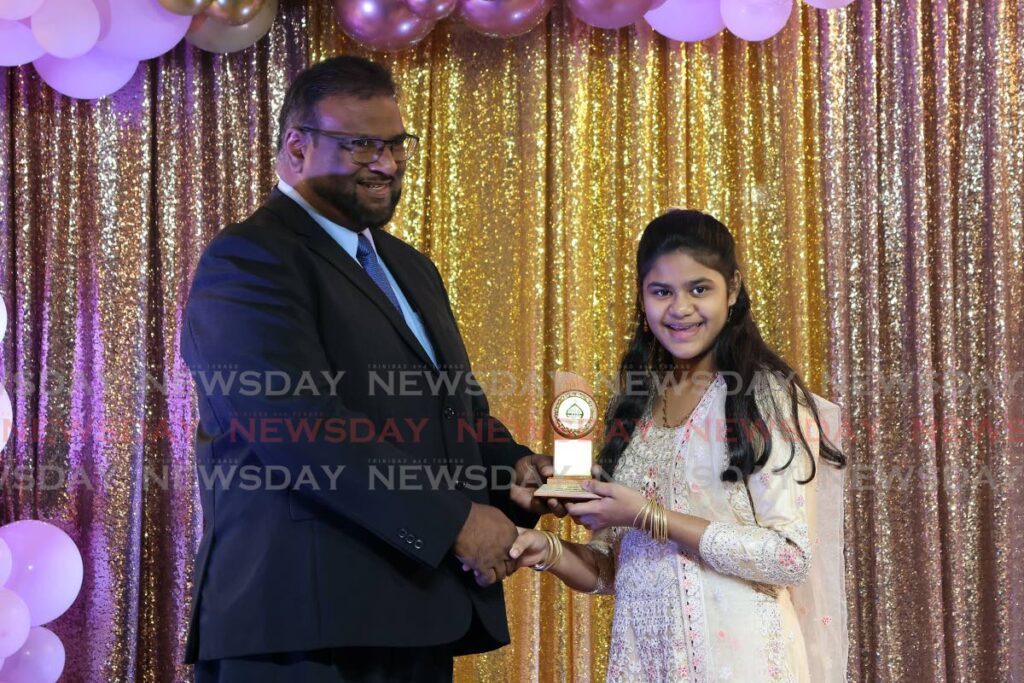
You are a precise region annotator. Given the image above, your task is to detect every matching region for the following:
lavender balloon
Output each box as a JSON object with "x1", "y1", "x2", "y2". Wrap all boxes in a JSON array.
[
  {"x1": 456, "y1": 0, "x2": 553, "y2": 38},
  {"x1": 404, "y1": 0, "x2": 457, "y2": 21},
  {"x1": 720, "y1": 0, "x2": 792, "y2": 41},
  {"x1": 645, "y1": 0, "x2": 724, "y2": 42},
  {"x1": 0, "y1": 521, "x2": 83, "y2": 626},
  {"x1": 568, "y1": 0, "x2": 652, "y2": 29},
  {"x1": 0, "y1": 589, "x2": 30, "y2": 658},
  {"x1": 803, "y1": 0, "x2": 853, "y2": 7},
  {"x1": 0, "y1": 538, "x2": 11, "y2": 587},
  {"x1": 0, "y1": 21, "x2": 43, "y2": 68},
  {"x1": 336, "y1": 0, "x2": 434, "y2": 51},
  {"x1": 31, "y1": 0, "x2": 101, "y2": 58},
  {"x1": 0, "y1": 627, "x2": 65, "y2": 683},
  {"x1": 93, "y1": 0, "x2": 191, "y2": 61},
  {"x1": 0, "y1": 0, "x2": 45, "y2": 21}
]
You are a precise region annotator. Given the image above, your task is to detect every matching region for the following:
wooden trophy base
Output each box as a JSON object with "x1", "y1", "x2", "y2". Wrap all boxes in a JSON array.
[{"x1": 534, "y1": 476, "x2": 600, "y2": 501}]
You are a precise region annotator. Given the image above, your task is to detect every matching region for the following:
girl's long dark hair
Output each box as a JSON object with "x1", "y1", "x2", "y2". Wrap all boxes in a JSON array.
[{"x1": 597, "y1": 210, "x2": 845, "y2": 482}]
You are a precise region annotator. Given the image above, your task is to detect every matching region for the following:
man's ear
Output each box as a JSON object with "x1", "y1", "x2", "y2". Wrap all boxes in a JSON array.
[{"x1": 281, "y1": 128, "x2": 307, "y2": 172}]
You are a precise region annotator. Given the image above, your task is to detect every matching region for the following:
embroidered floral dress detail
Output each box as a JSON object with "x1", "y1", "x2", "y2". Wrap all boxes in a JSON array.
[{"x1": 594, "y1": 374, "x2": 818, "y2": 682}]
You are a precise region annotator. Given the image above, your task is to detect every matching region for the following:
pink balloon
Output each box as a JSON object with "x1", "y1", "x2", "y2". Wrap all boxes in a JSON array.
[
  {"x1": 0, "y1": 522, "x2": 84, "y2": 626},
  {"x1": 0, "y1": 539, "x2": 11, "y2": 587},
  {"x1": 568, "y1": 0, "x2": 653, "y2": 29},
  {"x1": 803, "y1": 0, "x2": 853, "y2": 7},
  {"x1": 720, "y1": 0, "x2": 792, "y2": 41},
  {"x1": 404, "y1": 0, "x2": 457, "y2": 21},
  {"x1": 0, "y1": 627, "x2": 65, "y2": 683},
  {"x1": 335, "y1": 0, "x2": 434, "y2": 51},
  {"x1": 645, "y1": 0, "x2": 724, "y2": 42},
  {"x1": 456, "y1": 0, "x2": 553, "y2": 38},
  {"x1": 0, "y1": 0, "x2": 45, "y2": 21},
  {"x1": 0, "y1": 20, "x2": 43, "y2": 68},
  {"x1": 0, "y1": 589, "x2": 30, "y2": 658},
  {"x1": 93, "y1": 0, "x2": 191, "y2": 60},
  {"x1": 30, "y1": 0, "x2": 100, "y2": 58}
]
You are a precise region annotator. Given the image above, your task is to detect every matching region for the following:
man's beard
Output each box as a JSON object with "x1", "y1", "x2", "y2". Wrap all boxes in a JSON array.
[{"x1": 315, "y1": 179, "x2": 401, "y2": 230}]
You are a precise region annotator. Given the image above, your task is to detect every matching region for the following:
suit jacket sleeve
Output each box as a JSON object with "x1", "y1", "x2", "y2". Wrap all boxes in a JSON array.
[{"x1": 182, "y1": 228, "x2": 472, "y2": 569}]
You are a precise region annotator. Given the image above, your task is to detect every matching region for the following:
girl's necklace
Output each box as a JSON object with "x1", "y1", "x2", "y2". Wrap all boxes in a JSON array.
[{"x1": 659, "y1": 390, "x2": 697, "y2": 428}]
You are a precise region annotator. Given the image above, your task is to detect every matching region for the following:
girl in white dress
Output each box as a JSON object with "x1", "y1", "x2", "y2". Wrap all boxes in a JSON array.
[{"x1": 511, "y1": 210, "x2": 848, "y2": 683}]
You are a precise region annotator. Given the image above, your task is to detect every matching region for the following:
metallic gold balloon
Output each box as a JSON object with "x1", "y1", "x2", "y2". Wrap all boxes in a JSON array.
[
  {"x1": 185, "y1": 0, "x2": 276, "y2": 52},
  {"x1": 157, "y1": 0, "x2": 213, "y2": 16},
  {"x1": 203, "y1": 0, "x2": 266, "y2": 26}
]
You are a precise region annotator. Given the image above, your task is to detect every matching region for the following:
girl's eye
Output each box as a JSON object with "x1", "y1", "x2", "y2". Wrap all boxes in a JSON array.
[
  {"x1": 692, "y1": 286, "x2": 708, "y2": 296},
  {"x1": 654, "y1": 288, "x2": 671, "y2": 297}
]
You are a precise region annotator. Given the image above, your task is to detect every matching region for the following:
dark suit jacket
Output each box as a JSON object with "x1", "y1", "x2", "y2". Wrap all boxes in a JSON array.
[{"x1": 181, "y1": 190, "x2": 537, "y2": 662}]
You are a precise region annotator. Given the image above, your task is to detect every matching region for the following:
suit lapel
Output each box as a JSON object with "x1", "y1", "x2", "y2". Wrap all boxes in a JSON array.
[
  {"x1": 262, "y1": 191, "x2": 434, "y2": 368},
  {"x1": 374, "y1": 233, "x2": 458, "y2": 369}
]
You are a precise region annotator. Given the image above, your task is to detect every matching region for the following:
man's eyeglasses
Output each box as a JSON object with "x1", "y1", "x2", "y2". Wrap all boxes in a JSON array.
[{"x1": 296, "y1": 126, "x2": 419, "y2": 164}]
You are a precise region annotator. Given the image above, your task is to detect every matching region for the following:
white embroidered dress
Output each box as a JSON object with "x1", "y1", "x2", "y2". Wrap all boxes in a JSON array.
[{"x1": 590, "y1": 374, "x2": 844, "y2": 683}]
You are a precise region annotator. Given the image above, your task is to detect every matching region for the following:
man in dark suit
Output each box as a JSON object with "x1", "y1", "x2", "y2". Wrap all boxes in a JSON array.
[{"x1": 182, "y1": 56, "x2": 562, "y2": 682}]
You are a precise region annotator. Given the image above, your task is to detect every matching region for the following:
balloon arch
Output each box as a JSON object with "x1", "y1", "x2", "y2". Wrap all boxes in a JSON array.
[{"x1": 0, "y1": 0, "x2": 855, "y2": 101}]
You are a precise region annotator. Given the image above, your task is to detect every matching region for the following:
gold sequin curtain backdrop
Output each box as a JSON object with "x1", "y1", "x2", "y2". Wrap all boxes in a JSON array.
[{"x1": 0, "y1": 0, "x2": 1020, "y2": 680}]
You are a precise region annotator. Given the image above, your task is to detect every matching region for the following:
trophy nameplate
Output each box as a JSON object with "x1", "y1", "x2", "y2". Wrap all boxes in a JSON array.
[{"x1": 534, "y1": 372, "x2": 600, "y2": 501}]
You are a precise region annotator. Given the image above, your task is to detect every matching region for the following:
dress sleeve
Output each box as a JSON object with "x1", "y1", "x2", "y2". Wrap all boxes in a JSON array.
[{"x1": 698, "y1": 385, "x2": 817, "y2": 587}]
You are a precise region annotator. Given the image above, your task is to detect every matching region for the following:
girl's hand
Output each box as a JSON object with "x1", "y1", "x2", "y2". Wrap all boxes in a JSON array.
[
  {"x1": 566, "y1": 480, "x2": 648, "y2": 531},
  {"x1": 508, "y1": 527, "x2": 552, "y2": 569}
]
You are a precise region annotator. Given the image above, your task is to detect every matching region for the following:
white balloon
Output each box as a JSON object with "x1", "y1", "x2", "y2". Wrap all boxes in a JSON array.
[
  {"x1": 0, "y1": 386, "x2": 10, "y2": 452},
  {"x1": 720, "y1": 0, "x2": 792, "y2": 41},
  {"x1": 645, "y1": 0, "x2": 724, "y2": 42},
  {"x1": 93, "y1": 0, "x2": 190, "y2": 61},
  {"x1": 33, "y1": 47, "x2": 139, "y2": 100},
  {"x1": 30, "y1": 0, "x2": 100, "y2": 58},
  {"x1": 0, "y1": 0, "x2": 45, "y2": 21}
]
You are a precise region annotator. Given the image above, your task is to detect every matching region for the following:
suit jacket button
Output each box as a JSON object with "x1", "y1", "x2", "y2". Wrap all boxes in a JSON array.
[
  {"x1": 414, "y1": 539, "x2": 423, "y2": 550},
  {"x1": 442, "y1": 406, "x2": 456, "y2": 419},
  {"x1": 406, "y1": 536, "x2": 415, "y2": 544},
  {"x1": 398, "y1": 528, "x2": 408, "y2": 539}
]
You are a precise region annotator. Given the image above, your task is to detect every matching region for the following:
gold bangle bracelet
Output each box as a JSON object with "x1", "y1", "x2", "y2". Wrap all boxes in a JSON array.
[{"x1": 533, "y1": 530, "x2": 564, "y2": 571}]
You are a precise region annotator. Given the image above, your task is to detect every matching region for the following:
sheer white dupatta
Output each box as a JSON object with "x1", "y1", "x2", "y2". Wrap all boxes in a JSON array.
[{"x1": 790, "y1": 395, "x2": 849, "y2": 683}]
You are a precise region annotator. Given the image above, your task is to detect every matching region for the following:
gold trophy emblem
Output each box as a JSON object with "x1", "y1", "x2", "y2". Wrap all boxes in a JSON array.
[{"x1": 534, "y1": 371, "x2": 600, "y2": 500}]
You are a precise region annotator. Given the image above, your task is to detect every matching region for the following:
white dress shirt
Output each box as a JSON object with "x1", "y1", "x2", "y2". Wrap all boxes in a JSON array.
[{"x1": 277, "y1": 179, "x2": 438, "y2": 366}]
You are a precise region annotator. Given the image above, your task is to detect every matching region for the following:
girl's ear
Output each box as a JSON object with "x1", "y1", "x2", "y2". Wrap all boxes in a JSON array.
[{"x1": 729, "y1": 271, "x2": 742, "y2": 306}]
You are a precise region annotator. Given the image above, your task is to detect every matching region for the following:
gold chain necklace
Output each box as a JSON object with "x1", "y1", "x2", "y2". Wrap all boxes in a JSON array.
[{"x1": 659, "y1": 389, "x2": 697, "y2": 428}]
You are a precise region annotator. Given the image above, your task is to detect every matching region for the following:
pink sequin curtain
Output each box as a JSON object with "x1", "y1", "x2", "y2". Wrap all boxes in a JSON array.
[{"x1": 0, "y1": 1, "x2": 1021, "y2": 681}]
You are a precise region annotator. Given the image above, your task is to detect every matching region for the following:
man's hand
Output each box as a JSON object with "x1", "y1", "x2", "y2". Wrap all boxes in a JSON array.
[
  {"x1": 509, "y1": 453, "x2": 569, "y2": 518},
  {"x1": 453, "y1": 503, "x2": 518, "y2": 586}
]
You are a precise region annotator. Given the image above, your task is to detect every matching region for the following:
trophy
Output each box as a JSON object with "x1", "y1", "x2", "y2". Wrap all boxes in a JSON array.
[{"x1": 534, "y1": 371, "x2": 601, "y2": 500}]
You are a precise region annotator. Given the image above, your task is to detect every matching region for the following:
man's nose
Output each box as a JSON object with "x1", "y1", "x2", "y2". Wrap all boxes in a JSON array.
[{"x1": 368, "y1": 145, "x2": 399, "y2": 175}]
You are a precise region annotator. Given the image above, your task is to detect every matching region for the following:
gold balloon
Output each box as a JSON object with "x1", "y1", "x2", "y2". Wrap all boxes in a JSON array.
[
  {"x1": 186, "y1": 0, "x2": 277, "y2": 53},
  {"x1": 203, "y1": 0, "x2": 266, "y2": 26},
  {"x1": 157, "y1": 0, "x2": 213, "y2": 16}
]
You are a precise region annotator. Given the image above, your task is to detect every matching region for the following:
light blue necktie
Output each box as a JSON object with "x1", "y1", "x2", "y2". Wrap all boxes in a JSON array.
[{"x1": 356, "y1": 233, "x2": 401, "y2": 312}]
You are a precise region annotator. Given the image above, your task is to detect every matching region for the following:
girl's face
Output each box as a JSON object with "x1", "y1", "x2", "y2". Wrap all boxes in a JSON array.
[{"x1": 641, "y1": 250, "x2": 739, "y2": 369}]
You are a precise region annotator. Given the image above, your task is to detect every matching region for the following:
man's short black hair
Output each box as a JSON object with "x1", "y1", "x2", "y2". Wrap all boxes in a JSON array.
[{"x1": 277, "y1": 56, "x2": 398, "y2": 150}]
